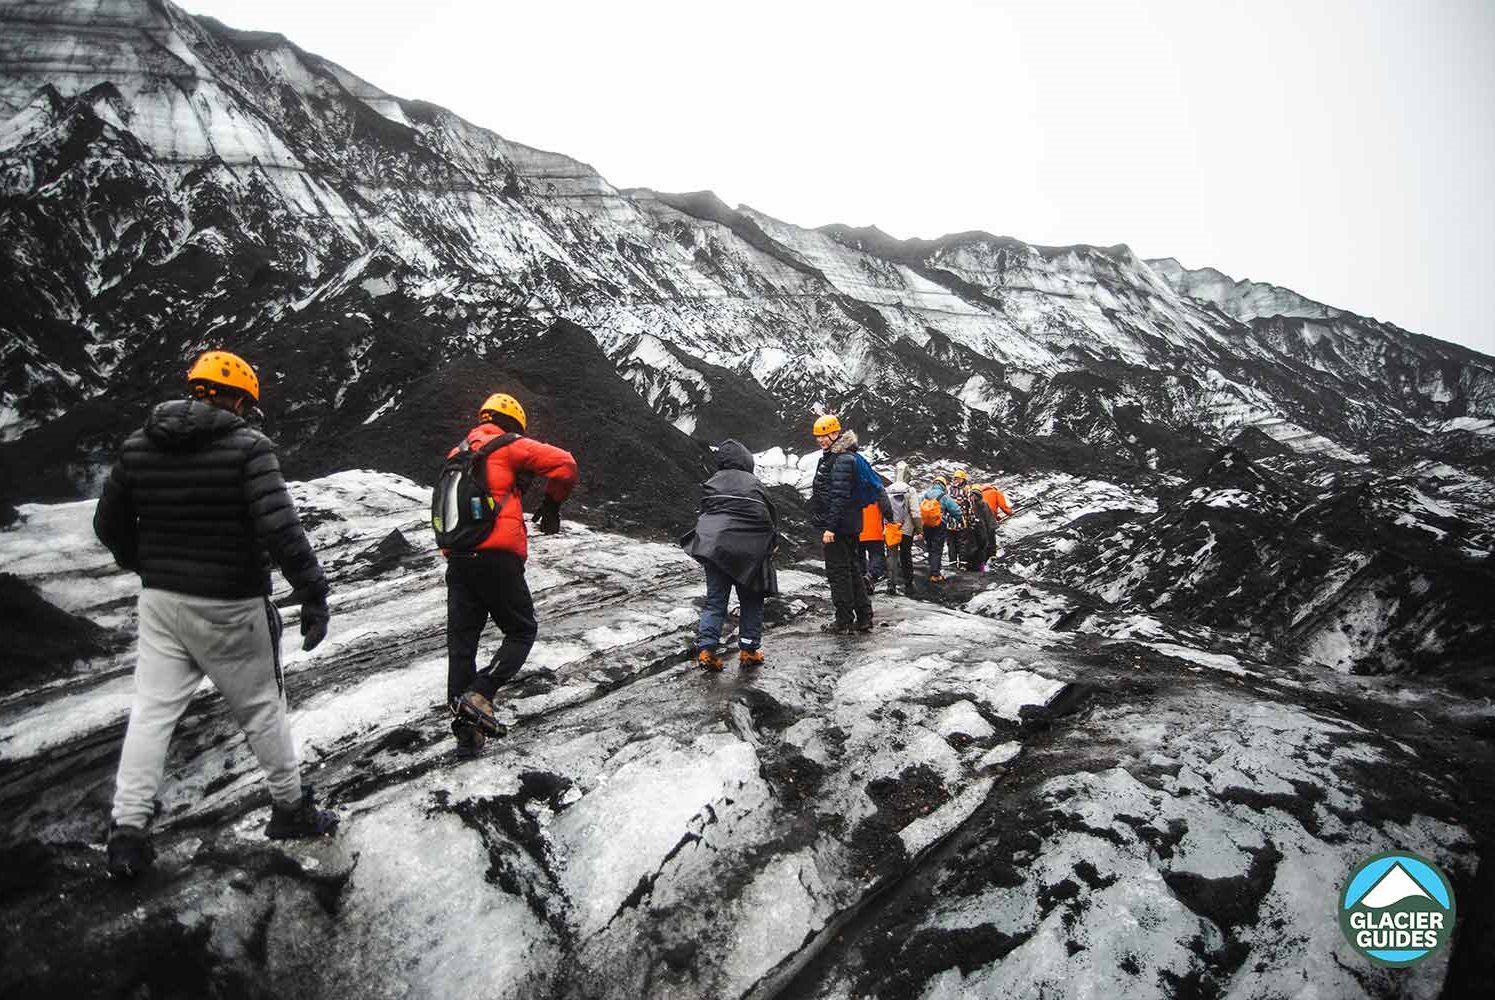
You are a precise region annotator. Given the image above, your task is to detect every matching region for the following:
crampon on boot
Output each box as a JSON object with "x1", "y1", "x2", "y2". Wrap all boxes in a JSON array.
[
  {"x1": 106, "y1": 823, "x2": 155, "y2": 879},
  {"x1": 453, "y1": 719, "x2": 487, "y2": 759},
  {"x1": 738, "y1": 648, "x2": 765, "y2": 668},
  {"x1": 696, "y1": 648, "x2": 724, "y2": 672},
  {"x1": 265, "y1": 785, "x2": 339, "y2": 839},
  {"x1": 452, "y1": 690, "x2": 508, "y2": 737}
]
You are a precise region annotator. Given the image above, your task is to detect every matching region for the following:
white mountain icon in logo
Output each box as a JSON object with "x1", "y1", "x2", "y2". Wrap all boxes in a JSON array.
[{"x1": 1359, "y1": 863, "x2": 1435, "y2": 908}]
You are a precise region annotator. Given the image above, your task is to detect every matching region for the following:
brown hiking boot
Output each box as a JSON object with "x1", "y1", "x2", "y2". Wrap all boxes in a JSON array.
[
  {"x1": 452, "y1": 720, "x2": 487, "y2": 759},
  {"x1": 452, "y1": 690, "x2": 508, "y2": 737},
  {"x1": 738, "y1": 648, "x2": 765, "y2": 668},
  {"x1": 696, "y1": 648, "x2": 724, "y2": 671}
]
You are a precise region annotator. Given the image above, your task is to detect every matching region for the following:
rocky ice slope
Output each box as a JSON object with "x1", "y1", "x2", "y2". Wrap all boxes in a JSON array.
[
  {"x1": 2, "y1": 471, "x2": 1491, "y2": 999},
  {"x1": 988, "y1": 447, "x2": 1495, "y2": 676},
  {"x1": 3, "y1": 0, "x2": 1494, "y2": 499},
  {"x1": 2, "y1": 1, "x2": 1494, "y2": 994}
]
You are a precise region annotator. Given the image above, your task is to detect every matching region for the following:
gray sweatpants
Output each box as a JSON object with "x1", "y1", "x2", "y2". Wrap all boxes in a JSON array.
[{"x1": 112, "y1": 588, "x2": 303, "y2": 828}]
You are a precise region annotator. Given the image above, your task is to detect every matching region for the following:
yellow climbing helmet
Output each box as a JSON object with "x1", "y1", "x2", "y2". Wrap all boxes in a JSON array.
[
  {"x1": 812, "y1": 414, "x2": 841, "y2": 436},
  {"x1": 953, "y1": 469, "x2": 969, "y2": 481},
  {"x1": 187, "y1": 350, "x2": 260, "y2": 402},
  {"x1": 478, "y1": 393, "x2": 527, "y2": 430}
]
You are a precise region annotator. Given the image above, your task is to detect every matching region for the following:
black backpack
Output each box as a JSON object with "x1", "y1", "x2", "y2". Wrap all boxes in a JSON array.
[{"x1": 431, "y1": 433, "x2": 521, "y2": 550}]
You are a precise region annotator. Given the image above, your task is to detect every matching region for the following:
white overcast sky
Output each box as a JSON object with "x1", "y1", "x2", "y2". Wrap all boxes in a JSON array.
[{"x1": 180, "y1": 0, "x2": 1495, "y2": 357}]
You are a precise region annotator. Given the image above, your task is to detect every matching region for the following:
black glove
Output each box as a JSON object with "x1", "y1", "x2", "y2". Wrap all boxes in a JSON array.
[
  {"x1": 533, "y1": 496, "x2": 562, "y2": 535},
  {"x1": 300, "y1": 598, "x2": 330, "y2": 652}
]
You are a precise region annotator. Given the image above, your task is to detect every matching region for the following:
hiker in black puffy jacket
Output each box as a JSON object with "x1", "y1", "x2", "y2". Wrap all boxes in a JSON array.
[
  {"x1": 92, "y1": 351, "x2": 335, "y2": 880},
  {"x1": 95, "y1": 406, "x2": 327, "y2": 600},
  {"x1": 810, "y1": 415, "x2": 872, "y2": 633},
  {"x1": 680, "y1": 439, "x2": 779, "y2": 671}
]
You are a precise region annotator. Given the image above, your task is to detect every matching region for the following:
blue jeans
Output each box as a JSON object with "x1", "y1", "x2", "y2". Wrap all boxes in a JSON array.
[
  {"x1": 860, "y1": 541, "x2": 888, "y2": 582},
  {"x1": 696, "y1": 563, "x2": 766, "y2": 651}
]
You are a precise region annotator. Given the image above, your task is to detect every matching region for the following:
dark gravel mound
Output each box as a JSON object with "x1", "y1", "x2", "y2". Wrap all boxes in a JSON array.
[
  {"x1": 286, "y1": 319, "x2": 714, "y2": 539},
  {"x1": 0, "y1": 573, "x2": 112, "y2": 693}
]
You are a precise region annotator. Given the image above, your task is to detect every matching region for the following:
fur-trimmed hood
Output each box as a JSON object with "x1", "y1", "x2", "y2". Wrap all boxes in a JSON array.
[{"x1": 829, "y1": 429, "x2": 859, "y2": 454}]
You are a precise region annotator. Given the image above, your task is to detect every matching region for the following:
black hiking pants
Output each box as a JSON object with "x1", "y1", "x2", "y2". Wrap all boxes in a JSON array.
[
  {"x1": 896, "y1": 537, "x2": 915, "y2": 591},
  {"x1": 824, "y1": 533, "x2": 872, "y2": 625},
  {"x1": 446, "y1": 550, "x2": 538, "y2": 703}
]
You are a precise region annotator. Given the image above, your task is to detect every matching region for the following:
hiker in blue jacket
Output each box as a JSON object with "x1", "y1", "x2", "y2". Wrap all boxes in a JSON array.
[
  {"x1": 809, "y1": 415, "x2": 874, "y2": 633},
  {"x1": 919, "y1": 476, "x2": 964, "y2": 584}
]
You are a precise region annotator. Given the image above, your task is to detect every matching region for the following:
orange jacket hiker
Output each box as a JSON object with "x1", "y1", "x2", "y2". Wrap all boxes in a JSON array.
[
  {"x1": 981, "y1": 485, "x2": 1012, "y2": 518},
  {"x1": 450, "y1": 422, "x2": 578, "y2": 560}
]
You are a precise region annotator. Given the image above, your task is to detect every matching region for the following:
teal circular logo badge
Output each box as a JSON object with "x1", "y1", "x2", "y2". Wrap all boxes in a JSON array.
[{"x1": 1340, "y1": 852, "x2": 1456, "y2": 967}]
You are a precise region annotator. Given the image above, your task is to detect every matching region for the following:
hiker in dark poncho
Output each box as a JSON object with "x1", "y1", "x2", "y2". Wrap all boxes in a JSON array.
[{"x1": 680, "y1": 440, "x2": 780, "y2": 671}]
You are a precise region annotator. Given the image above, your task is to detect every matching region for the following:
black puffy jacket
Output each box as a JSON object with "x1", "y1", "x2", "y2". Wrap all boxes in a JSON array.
[
  {"x1": 93, "y1": 399, "x2": 328, "y2": 601},
  {"x1": 810, "y1": 430, "x2": 864, "y2": 536}
]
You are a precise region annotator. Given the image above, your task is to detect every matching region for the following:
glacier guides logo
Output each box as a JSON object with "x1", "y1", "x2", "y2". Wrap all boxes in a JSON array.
[{"x1": 1340, "y1": 852, "x2": 1456, "y2": 967}]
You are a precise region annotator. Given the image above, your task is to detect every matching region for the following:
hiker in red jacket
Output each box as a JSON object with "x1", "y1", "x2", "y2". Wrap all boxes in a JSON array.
[{"x1": 446, "y1": 393, "x2": 577, "y2": 755}]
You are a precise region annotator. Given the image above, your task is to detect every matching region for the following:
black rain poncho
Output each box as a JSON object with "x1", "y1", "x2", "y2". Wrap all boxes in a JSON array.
[{"x1": 679, "y1": 440, "x2": 780, "y2": 594}]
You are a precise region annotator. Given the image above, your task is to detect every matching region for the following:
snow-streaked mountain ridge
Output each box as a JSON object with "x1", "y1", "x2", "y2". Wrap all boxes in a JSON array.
[{"x1": 2, "y1": 0, "x2": 1493, "y2": 496}]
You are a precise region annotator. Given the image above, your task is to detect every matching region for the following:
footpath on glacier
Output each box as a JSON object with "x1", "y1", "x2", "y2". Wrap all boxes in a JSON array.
[{"x1": 0, "y1": 470, "x2": 1491, "y2": 999}]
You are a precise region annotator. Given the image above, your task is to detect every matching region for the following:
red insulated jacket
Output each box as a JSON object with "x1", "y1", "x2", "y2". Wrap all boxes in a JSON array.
[{"x1": 449, "y1": 423, "x2": 578, "y2": 561}]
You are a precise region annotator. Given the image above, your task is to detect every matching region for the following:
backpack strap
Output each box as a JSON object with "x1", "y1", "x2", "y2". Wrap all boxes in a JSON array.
[
  {"x1": 472, "y1": 432, "x2": 526, "y2": 514},
  {"x1": 475, "y1": 432, "x2": 521, "y2": 457}
]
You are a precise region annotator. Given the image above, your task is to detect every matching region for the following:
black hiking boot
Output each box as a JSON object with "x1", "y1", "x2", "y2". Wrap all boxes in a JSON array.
[
  {"x1": 452, "y1": 690, "x2": 508, "y2": 737},
  {"x1": 453, "y1": 720, "x2": 487, "y2": 759},
  {"x1": 820, "y1": 620, "x2": 853, "y2": 635},
  {"x1": 106, "y1": 823, "x2": 154, "y2": 879},
  {"x1": 852, "y1": 617, "x2": 874, "y2": 633},
  {"x1": 266, "y1": 785, "x2": 339, "y2": 839}
]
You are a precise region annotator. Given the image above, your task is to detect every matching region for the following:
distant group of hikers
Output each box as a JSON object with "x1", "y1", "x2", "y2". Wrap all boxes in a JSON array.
[
  {"x1": 679, "y1": 413, "x2": 1012, "y2": 667},
  {"x1": 89, "y1": 350, "x2": 1011, "y2": 879}
]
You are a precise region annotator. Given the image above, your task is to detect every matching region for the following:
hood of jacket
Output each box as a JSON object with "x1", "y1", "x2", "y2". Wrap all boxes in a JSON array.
[
  {"x1": 145, "y1": 399, "x2": 245, "y2": 451},
  {"x1": 715, "y1": 439, "x2": 754, "y2": 472},
  {"x1": 829, "y1": 429, "x2": 859, "y2": 455}
]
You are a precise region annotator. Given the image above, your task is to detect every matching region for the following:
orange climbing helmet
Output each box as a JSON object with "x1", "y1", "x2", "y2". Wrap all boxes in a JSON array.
[
  {"x1": 187, "y1": 350, "x2": 260, "y2": 402},
  {"x1": 812, "y1": 414, "x2": 841, "y2": 436},
  {"x1": 478, "y1": 393, "x2": 527, "y2": 431}
]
